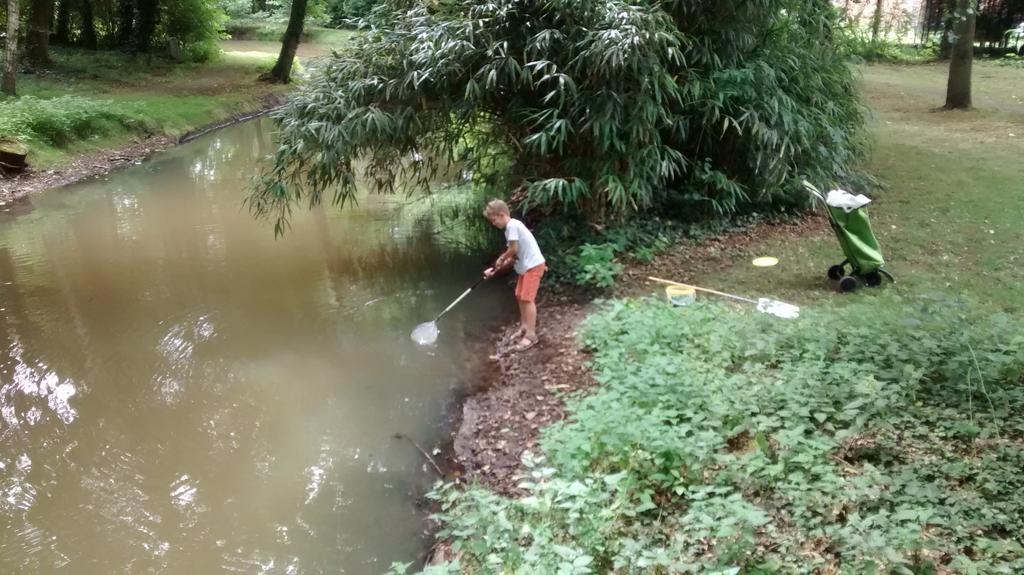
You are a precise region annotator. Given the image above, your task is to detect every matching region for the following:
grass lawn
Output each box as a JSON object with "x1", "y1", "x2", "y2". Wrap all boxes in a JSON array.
[{"x1": 685, "y1": 62, "x2": 1024, "y2": 312}]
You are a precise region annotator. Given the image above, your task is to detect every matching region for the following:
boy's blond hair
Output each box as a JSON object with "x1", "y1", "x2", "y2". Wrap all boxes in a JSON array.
[{"x1": 483, "y1": 199, "x2": 511, "y2": 217}]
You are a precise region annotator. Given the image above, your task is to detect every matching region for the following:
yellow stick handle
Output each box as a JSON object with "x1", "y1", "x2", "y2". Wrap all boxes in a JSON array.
[{"x1": 647, "y1": 277, "x2": 756, "y2": 304}]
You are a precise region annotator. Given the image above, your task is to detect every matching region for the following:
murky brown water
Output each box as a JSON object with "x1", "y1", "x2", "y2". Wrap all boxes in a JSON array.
[{"x1": 0, "y1": 119, "x2": 508, "y2": 573}]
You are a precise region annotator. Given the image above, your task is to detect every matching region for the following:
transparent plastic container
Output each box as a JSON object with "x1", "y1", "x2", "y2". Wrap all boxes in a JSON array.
[{"x1": 665, "y1": 285, "x2": 696, "y2": 307}]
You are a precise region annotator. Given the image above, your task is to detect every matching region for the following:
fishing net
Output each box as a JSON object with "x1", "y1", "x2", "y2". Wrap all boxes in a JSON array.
[
  {"x1": 411, "y1": 321, "x2": 440, "y2": 345},
  {"x1": 756, "y1": 298, "x2": 800, "y2": 319}
]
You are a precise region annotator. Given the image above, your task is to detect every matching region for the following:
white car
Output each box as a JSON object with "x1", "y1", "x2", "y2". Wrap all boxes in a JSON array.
[{"x1": 1009, "y1": 23, "x2": 1024, "y2": 55}]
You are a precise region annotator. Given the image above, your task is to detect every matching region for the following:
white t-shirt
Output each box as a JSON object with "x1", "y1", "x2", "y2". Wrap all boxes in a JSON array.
[{"x1": 505, "y1": 219, "x2": 545, "y2": 275}]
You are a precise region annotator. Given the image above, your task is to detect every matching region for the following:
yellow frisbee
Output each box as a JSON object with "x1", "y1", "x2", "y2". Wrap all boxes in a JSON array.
[{"x1": 752, "y1": 256, "x2": 779, "y2": 268}]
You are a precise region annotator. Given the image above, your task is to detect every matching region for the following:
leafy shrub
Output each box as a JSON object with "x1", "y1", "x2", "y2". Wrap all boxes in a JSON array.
[
  {"x1": 537, "y1": 213, "x2": 755, "y2": 289},
  {"x1": 567, "y1": 243, "x2": 623, "y2": 289},
  {"x1": 249, "y1": 0, "x2": 866, "y2": 232},
  {"x1": 217, "y1": 0, "x2": 254, "y2": 20},
  {"x1": 840, "y1": 31, "x2": 939, "y2": 64},
  {"x1": 400, "y1": 296, "x2": 1024, "y2": 573},
  {"x1": 162, "y1": 0, "x2": 228, "y2": 62},
  {"x1": 835, "y1": 2, "x2": 939, "y2": 64},
  {"x1": 223, "y1": 18, "x2": 286, "y2": 41},
  {"x1": 0, "y1": 96, "x2": 145, "y2": 147},
  {"x1": 534, "y1": 218, "x2": 651, "y2": 288},
  {"x1": 324, "y1": 0, "x2": 376, "y2": 27}
]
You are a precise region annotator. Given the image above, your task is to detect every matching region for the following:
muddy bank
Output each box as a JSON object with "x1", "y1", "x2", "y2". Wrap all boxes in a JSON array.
[
  {"x1": 0, "y1": 94, "x2": 285, "y2": 202},
  {"x1": 450, "y1": 294, "x2": 597, "y2": 495}
]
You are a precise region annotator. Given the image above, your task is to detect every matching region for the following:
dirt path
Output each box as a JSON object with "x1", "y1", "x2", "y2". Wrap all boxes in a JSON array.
[{"x1": 221, "y1": 39, "x2": 335, "y2": 59}]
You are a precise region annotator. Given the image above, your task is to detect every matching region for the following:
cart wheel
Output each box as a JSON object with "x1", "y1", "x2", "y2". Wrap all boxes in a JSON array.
[
  {"x1": 839, "y1": 276, "x2": 859, "y2": 293},
  {"x1": 864, "y1": 271, "x2": 883, "y2": 287},
  {"x1": 827, "y1": 265, "x2": 845, "y2": 281}
]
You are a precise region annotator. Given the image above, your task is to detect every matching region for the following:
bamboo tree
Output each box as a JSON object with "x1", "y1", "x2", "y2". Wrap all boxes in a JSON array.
[
  {"x1": 2, "y1": 0, "x2": 18, "y2": 96},
  {"x1": 945, "y1": 0, "x2": 976, "y2": 109},
  {"x1": 249, "y1": 0, "x2": 866, "y2": 233}
]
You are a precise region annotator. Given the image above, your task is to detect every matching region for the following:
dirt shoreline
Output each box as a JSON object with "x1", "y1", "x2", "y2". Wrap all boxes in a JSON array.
[
  {"x1": 449, "y1": 293, "x2": 597, "y2": 495},
  {"x1": 0, "y1": 93, "x2": 286, "y2": 202}
]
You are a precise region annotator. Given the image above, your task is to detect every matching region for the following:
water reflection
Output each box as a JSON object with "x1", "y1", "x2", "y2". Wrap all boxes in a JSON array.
[{"x1": 0, "y1": 118, "x2": 510, "y2": 573}]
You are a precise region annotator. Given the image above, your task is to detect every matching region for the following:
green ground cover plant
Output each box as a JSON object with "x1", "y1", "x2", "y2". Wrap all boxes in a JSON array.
[
  {"x1": 397, "y1": 296, "x2": 1024, "y2": 574},
  {"x1": 0, "y1": 96, "x2": 146, "y2": 147}
]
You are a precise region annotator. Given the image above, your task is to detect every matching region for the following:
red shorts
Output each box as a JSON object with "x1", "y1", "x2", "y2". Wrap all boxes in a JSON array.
[{"x1": 515, "y1": 264, "x2": 547, "y2": 302}]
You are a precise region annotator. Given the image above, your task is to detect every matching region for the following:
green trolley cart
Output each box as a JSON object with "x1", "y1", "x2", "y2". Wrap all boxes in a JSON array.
[{"x1": 803, "y1": 181, "x2": 895, "y2": 292}]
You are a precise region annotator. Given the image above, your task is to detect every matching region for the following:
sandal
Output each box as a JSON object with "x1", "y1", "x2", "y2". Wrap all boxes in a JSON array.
[
  {"x1": 513, "y1": 336, "x2": 538, "y2": 352},
  {"x1": 506, "y1": 327, "x2": 525, "y2": 342}
]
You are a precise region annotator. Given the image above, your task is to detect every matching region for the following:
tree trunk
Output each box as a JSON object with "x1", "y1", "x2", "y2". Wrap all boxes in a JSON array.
[
  {"x1": 266, "y1": 0, "x2": 307, "y2": 84},
  {"x1": 55, "y1": 0, "x2": 72, "y2": 45},
  {"x1": 2, "y1": 0, "x2": 19, "y2": 97},
  {"x1": 938, "y1": 0, "x2": 955, "y2": 59},
  {"x1": 945, "y1": 0, "x2": 975, "y2": 109},
  {"x1": 133, "y1": 0, "x2": 158, "y2": 52},
  {"x1": 119, "y1": 0, "x2": 135, "y2": 46},
  {"x1": 81, "y1": 0, "x2": 98, "y2": 49},
  {"x1": 919, "y1": 0, "x2": 930, "y2": 42},
  {"x1": 871, "y1": 0, "x2": 885, "y2": 42},
  {"x1": 26, "y1": 0, "x2": 56, "y2": 65}
]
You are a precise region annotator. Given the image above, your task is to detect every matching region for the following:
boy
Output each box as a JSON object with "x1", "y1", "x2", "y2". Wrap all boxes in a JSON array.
[{"x1": 482, "y1": 199, "x2": 546, "y2": 352}]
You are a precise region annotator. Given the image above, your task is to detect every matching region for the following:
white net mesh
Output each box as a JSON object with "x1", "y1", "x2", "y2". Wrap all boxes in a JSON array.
[
  {"x1": 756, "y1": 298, "x2": 800, "y2": 319},
  {"x1": 411, "y1": 321, "x2": 440, "y2": 345}
]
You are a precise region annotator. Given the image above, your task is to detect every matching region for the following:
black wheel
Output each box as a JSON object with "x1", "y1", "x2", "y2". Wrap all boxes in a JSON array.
[
  {"x1": 827, "y1": 264, "x2": 845, "y2": 281},
  {"x1": 864, "y1": 271, "x2": 883, "y2": 287},
  {"x1": 838, "y1": 276, "x2": 859, "y2": 293}
]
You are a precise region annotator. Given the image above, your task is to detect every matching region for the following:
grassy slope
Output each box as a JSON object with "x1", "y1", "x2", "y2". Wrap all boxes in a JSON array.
[
  {"x1": 10, "y1": 49, "x2": 275, "y2": 168},
  {"x1": 4, "y1": 35, "x2": 350, "y2": 172},
  {"x1": 694, "y1": 62, "x2": 1024, "y2": 311}
]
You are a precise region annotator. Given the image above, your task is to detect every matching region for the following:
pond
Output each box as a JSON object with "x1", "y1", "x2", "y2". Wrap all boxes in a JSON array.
[{"x1": 0, "y1": 118, "x2": 509, "y2": 574}]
